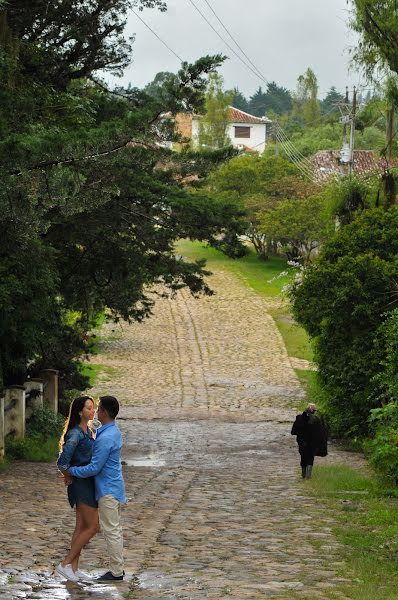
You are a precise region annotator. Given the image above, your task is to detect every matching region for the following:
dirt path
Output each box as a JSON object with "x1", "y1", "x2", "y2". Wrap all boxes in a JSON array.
[{"x1": 0, "y1": 265, "x2": 359, "y2": 599}]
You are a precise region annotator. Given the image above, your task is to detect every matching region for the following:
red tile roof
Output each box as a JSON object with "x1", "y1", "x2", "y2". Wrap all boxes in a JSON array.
[
  {"x1": 310, "y1": 150, "x2": 398, "y2": 181},
  {"x1": 228, "y1": 106, "x2": 271, "y2": 124}
]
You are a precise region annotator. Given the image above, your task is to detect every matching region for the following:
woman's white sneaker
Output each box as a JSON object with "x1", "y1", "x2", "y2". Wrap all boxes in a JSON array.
[{"x1": 55, "y1": 563, "x2": 79, "y2": 582}]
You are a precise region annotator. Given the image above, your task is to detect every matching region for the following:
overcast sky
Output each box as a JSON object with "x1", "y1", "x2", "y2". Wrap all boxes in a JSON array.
[{"x1": 106, "y1": 0, "x2": 360, "y2": 99}]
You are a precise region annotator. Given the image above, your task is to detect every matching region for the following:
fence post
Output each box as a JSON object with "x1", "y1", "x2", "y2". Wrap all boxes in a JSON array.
[
  {"x1": 0, "y1": 395, "x2": 4, "y2": 458},
  {"x1": 25, "y1": 378, "x2": 44, "y2": 420},
  {"x1": 40, "y1": 369, "x2": 59, "y2": 413},
  {"x1": 4, "y1": 385, "x2": 26, "y2": 439}
]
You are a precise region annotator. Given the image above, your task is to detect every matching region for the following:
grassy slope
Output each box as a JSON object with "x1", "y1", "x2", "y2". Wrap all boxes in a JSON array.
[{"x1": 177, "y1": 239, "x2": 313, "y2": 362}]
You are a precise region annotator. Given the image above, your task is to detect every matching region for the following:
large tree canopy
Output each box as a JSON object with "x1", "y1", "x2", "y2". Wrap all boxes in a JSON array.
[{"x1": 0, "y1": 1, "x2": 246, "y2": 390}]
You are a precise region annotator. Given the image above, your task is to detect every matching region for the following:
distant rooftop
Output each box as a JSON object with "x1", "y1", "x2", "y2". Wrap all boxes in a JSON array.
[
  {"x1": 310, "y1": 150, "x2": 398, "y2": 181},
  {"x1": 228, "y1": 106, "x2": 271, "y2": 124}
]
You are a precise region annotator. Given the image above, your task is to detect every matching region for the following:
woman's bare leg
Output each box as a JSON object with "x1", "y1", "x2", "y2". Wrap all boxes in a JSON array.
[
  {"x1": 62, "y1": 504, "x2": 99, "y2": 567},
  {"x1": 70, "y1": 506, "x2": 84, "y2": 571}
]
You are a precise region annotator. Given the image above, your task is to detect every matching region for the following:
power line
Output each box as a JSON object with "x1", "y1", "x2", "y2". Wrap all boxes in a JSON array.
[
  {"x1": 201, "y1": 0, "x2": 268, "y2": 84},
  {"x1": 132, "y1": 3, "x2": 315, "y2": 179},
  {"x1": 131, "y1": 8, "x2": 184, "y2": 63},
  {"x1": 186, "y1": 0, "x2": 270, "y2": 87}
]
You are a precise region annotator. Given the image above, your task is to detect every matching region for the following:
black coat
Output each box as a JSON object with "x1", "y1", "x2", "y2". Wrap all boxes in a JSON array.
[{"x1": 291, "y1": 411, "x2": 328, "y2": 457}]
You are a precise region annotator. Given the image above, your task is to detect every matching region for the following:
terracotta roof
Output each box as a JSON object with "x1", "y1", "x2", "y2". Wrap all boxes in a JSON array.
[
  {"x1": 228, "y1": 106, "x2": 271, "y2": 124},
  {"x1": 310, "y1": 150, "x2": 398, "y2": 182}
]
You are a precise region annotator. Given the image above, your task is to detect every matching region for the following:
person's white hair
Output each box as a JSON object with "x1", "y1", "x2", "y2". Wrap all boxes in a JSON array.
[{"x1": 306, "y1": 403, "x2": 316, "y2": 413}]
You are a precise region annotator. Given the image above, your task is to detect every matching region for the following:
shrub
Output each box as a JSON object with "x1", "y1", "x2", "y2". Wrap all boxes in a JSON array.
[
  {"x1": 366, "y1": 402, "x2": 398, "y2": 484},
  {"x1": 5, "y1": 434, "x2": 60, "y2": 462},
  {"x1": 5, "y1": 407, "x2": 65, "y2": 462},
  {"x1": 26, "y1": 407, "x2": 65, "y2": 438},
  {"x1": 289, "y1": 207, "x2": 398, "y2": 437}
]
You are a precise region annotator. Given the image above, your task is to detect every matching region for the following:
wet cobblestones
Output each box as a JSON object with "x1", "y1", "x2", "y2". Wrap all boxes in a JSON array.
[{"x1": 0, "y1": 267, "x2": 360, "y2": 599}]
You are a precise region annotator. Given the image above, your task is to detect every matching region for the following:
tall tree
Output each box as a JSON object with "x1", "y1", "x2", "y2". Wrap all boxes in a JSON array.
[
  {"x1": 321, "y1": 86, "x2": 345, "y2": 116},
  {"x1": 249, "y1": 86, "x2": 268, "y2": 117},
  {"x1": 198, "y1": 73, "x2": 233, "y2": 149},
  {"x1": 231, "y1": 87, "x2": 250, "y2": 112},
  {"x1": 292, "y1": 68, "x2": 322, "y2": 126},
  {"x1": 0, "y1": 3, "x2": 245, "y2": 390},
  {"x1": 264, "y1": 81, "x2": 292, "y2": 115}
]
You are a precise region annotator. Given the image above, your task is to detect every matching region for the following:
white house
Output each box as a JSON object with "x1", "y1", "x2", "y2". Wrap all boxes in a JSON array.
[{"x1": 175, "y1": 107, "x2": 271, "y2": 154}]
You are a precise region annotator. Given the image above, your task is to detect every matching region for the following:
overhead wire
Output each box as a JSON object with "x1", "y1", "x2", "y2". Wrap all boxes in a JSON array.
[
  {"x1": 131, "y1": 8, "x2": 184, "y2": 62},
  {"x1": 186, "y1": 0, "x2": 271, "y2": 86},
  {"x1": 185, "y1": 0, "x2": 320, "y2": 178},
  {"x1": 201, "y1": 0, "x2": 269, "y2": 84},
  {"x1": 131, "y1": 2, "x2": 339, "y2": 180}
]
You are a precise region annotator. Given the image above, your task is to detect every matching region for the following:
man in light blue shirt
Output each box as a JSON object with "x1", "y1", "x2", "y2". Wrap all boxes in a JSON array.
[{"x1": 68, "y1": 395, "x2": 126, "y2": 581}]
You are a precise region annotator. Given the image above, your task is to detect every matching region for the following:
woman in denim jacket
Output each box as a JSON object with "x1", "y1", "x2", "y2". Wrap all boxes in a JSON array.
[{"x1": 55, "y1": 395, "x2": 99, "y2": 582}]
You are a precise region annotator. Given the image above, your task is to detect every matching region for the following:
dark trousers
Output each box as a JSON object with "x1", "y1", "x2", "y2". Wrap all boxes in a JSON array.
[{"x1": 299, "y1": 444, "x2": 314, "y2": 468}]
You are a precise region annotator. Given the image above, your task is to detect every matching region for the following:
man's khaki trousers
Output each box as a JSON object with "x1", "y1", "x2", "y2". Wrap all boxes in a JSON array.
[{"x1": 98, "y1": 494, "x2": 124, "y2": 577}]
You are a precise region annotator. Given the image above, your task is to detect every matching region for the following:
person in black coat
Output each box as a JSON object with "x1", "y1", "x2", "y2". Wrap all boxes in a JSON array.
[{"x1": 291, "y1": 403, "x2": 327, "y2": 479}]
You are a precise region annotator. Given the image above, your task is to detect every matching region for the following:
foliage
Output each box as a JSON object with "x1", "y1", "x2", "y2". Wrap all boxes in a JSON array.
[
  {"x1": 248, "y1": 83, "x2": 292, "y2": 117},
  {"x1": 5, "y1": 406, "x2": 65, "y2": 462},
  {"x1": 289, "y1": 207, "x2": 398, "y2": 437},
  {"x1": 292, "y1": 68, "x2": 322, "y2": 126},
  {"x1": 4, "y1": 0, "x2": 167, "y2": 89},
  {"x1": 350, "y1": 0, "x2": 398, "y2": 79},
  {"x1": 5, "y1": 434, "x2": 60, "y2": 461},
  {"x1": 0, "y1": 2, "x2": 246, "y2": 390},
  {"x1": 26, "y1": 406, "x2": 65, "y2": 439},
  {"x1": 197, "y1": 73, "x2": 233, "y2": 149},
  {"x1": 366, "y1": 400, "x2": 398, "y2": 484},
  {"x1": 207, "y1": 152, "x2": 308, "y2": 260},
  {"x1": 260, "y1": 194, "x2": 333, "y2": 263},
  {"x1": 231, "y1": 87, "x2": 250, "y2": 113},
  {"x1": 321, "y1": 86, "x2": 345, "y2": 116},
  {"x1": 373, "y1": 308, "x2": 398, "y2": 402},
  {"x1": 323, "y1": 175, "x2": 376, "y2": 224}
]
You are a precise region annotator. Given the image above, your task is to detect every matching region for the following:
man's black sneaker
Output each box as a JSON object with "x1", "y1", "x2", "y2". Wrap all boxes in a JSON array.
[{"x1": 97, "y1": 570, "x2": 125, "y2": 581}]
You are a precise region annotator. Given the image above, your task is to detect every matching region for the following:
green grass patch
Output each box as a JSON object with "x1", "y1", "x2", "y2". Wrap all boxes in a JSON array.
[
  {"x1": 78, "y1": 363, "x2": 117, "y2": 387},
  {"x1": 295, "y1": 369, "x2": 324, "y2": 403},
  {"x1": 176, "y1": 239, "x2": 293, "y2": 298},
  {"x1": 177, "y1": 240, "x2": 313, "y2": 361},
  {"x1": 5, "y1": 434, "x2": 60, "y2": 462},
  {"x1": 269, "y1": 306, "x2": 313, "y2": 361},
  {"x1": 307, "y1": 464, "x2": 398, "y2": 599}
]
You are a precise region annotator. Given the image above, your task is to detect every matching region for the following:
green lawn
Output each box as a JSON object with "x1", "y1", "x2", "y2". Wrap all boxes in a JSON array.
[
  {"x1": 176, "y1": 239, "x2": 313, "y2": 362},
  {"x1": 307, "y1": 465, "x2": 398, "y2": 599}
]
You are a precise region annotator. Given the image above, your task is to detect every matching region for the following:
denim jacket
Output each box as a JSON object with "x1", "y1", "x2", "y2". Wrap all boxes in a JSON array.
[{"x1": 56, "y1": 426, "x2": 95, "y2": 472}]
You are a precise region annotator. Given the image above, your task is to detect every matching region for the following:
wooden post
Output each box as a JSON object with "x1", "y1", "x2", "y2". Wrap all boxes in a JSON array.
[
  {"x1": 4, "y1": 385, "x2": 26, "y2": 439},
  {"x1": 0, "y1": 395, "x2": 4, "y2": 459},
  {"x1": 40, "y1": 369, "x2": 59, "y2": 413},
  {"x1": 25, "y1": 378, "x2": 44, "y2": 420}
]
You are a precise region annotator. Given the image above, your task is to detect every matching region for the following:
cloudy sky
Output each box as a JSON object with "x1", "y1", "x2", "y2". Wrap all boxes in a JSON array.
[{"x1": 106, "y1": 0, "x2": 360, "y2": 99}]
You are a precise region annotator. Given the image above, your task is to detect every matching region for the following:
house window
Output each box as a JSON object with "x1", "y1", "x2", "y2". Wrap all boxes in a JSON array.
[{"x1": 234, "y1": 126, "x2": 251, "y2": 138}]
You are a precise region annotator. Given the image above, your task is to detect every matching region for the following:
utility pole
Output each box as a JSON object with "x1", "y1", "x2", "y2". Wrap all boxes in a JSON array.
[
  {"x1": 335, "y1": 86, "x2": 358, "y2": 177},
  {"x1": 348, "y1": 86, "x2": 357, "y2": 176},
  {"x1": 386, "y1": 105, "x2": 394, "y2": 162}
]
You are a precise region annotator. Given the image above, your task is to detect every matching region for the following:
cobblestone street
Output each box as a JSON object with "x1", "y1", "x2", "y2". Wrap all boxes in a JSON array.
[{"x1": 0, "y1": 266, "x2": 359, "y2": 599}]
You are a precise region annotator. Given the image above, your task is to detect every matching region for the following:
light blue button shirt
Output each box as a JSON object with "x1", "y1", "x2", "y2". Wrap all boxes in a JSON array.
[{"x1": 69, "y1": 421, "x2": 126, "y2": 503}]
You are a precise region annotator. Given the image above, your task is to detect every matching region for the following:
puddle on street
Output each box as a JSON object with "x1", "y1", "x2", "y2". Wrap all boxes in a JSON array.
[
  {"x1": 0, "y1": 571, "x2": 130, "y2": 600},
  {"x1": 123, "y1": 454, "x2": 166, "y2": 467}
]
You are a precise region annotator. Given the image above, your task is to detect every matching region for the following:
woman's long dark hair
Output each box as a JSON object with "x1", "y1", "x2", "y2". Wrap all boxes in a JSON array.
[{"x1": 59, "y1": 395, "x2": 94, "y2": 450}]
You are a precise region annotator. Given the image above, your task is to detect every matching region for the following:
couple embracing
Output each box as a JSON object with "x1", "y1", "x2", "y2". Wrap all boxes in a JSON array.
[{"x1": 56, "y1": 395, "x2": 126, "y2": 582}]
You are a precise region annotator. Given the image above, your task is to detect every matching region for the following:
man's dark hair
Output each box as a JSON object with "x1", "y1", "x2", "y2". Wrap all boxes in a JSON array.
[{"x1": 99, "y1": 395, "x2": 119, "y2": 419}]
